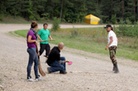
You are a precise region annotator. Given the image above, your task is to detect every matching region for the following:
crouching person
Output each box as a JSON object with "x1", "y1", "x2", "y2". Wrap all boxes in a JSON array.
[{"x1": 46, "y1": 42, "x2": 67, "y2": 74}]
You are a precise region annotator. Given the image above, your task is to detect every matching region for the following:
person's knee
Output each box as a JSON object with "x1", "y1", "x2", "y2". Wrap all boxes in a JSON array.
[
  {"x1": 34, "y1": 59, "x2": 39, "y2": 66},
  {"x1": 59, "y1": 65, "x2": 65, "y2": 70},
  {"x1": 110, "y1": 57, "x2": 117, "y2": 64},
  {"x1": 27, "y1": 64, "x2": 32, "y2": 70},
  {"x1": 110, "y1": 56, "x2": 112, "y2": 60},
  {"x1": 60, "y1": 57, "x2": 66, "y2": 61},
  {"x1": 113, "y1": 61, "x2": 117, "y2": 64}
]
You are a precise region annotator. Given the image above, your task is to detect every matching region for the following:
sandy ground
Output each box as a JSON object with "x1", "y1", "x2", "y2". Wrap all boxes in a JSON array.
[{"x1": 0, "y1": 24, "x2": 138, "y2": 91}]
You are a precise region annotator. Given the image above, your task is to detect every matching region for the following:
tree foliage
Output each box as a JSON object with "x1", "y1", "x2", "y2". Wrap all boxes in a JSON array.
[{"x1": 0, "y1": 0, "x2": 138, "y2": 23}]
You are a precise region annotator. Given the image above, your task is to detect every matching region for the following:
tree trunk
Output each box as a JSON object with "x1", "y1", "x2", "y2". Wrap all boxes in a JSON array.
[
  {"x1": 60, "y1": 0, "x2": 63, "y2": 21},
  {"x1": 134, "y1": 0, "x2": 136, "y2": 21},
  {"x1": 122, "y1": 0, "x2": 124, "y2": 19}
]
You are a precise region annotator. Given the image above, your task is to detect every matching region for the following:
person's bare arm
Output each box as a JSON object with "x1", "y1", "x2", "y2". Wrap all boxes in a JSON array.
[
  {"x1": 37, "y1": 34, "x2": 42, "y2": 41},
  {"x1": 27, "y1": 35, "x2": 36, "y2": 43},
  {"x1": 49, "y1": 35, "x2": 53, "y2": 40}
]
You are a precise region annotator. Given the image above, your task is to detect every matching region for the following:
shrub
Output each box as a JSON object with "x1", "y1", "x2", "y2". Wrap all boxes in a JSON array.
[
  {"x1": 0, "y1": 14, "x2": 3, "y2": 21},
  {"x1": 51, "y1": 17, "x2": 60, "y2": 31},
  {"x1": 70, "y1": 26, "x2": 78, "y2": 38},
  {"x1": 111, "y1": 14, "x2": 117, "y2": 24},
  {"x1": 41, "y1": 13, "x2": 50, "y2": 20},
  {"x1": 117, "y1": 24, "x2": 138, "y2": 37},
  {"x1": 125, "y1": 18, "x2": 132, "y2": 24}
]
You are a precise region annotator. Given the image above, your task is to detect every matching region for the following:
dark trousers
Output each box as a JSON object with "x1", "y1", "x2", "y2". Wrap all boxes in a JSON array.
[
  {"x1": 27, "y1": 48, "x2": 39, "y2": 79},
  {"x1": 39, "y1": 44, "x2": 50, "y2": 57},
  {"x1": 48, "y1": 57, "x2": 66, "y2": 73}
]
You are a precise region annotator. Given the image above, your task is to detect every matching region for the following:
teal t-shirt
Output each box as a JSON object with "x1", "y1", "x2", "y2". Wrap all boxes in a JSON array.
[{"x1": 37, "y1": 28, "x2": 50, "y2": 44}]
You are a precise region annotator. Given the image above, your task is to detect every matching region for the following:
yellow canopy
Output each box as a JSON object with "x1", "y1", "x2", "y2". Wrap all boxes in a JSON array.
[{"x1": 85, "y1": 14, "x2": 100, "y2": 25}]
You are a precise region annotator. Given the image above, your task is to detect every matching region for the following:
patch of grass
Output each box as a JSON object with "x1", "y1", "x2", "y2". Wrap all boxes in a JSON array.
[
  {"x1": 50, "y1": 28, "x2": 107, "y2": 54},
  {"x1": 14, "y1": 30, "x2": 27, "y2": 37},
  {"x1": 13, "y1": 27, "x2": 138, "y2": 61},
  {"x1": 117, "y1": 47, "x2": 138, "y2": 60}
]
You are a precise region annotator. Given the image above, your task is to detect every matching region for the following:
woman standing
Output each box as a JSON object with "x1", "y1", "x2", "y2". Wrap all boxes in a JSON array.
[
  {"x1": 26, "y1": 21, "x2": 40, "y2": 81},
  {"x1": 104, "y1": 24, "x2": 119, "y2": 73}
]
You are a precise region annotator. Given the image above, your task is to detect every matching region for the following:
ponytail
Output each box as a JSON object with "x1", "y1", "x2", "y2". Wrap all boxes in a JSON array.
[
  {"x1": 111, "y1": 27, "x2": 113, "y2": 31},
  {"x1": 31, "y1": 21, "x2": 38, "y2": 28}
]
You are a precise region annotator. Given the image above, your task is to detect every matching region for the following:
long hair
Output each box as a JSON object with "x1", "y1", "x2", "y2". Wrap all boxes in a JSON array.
[
  {"x1": 31, "y1": 21, "x2": 38, "y2": 28},
  {"x1": 30, "y1": 21, "x2": 38, "y2": 39},
  {"x1": 111, "y1": 27, "x2": 113, "y2": 31}
]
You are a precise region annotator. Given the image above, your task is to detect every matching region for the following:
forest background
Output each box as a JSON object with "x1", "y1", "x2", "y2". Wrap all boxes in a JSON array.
[{"x1": 0, "y1": 0, "x2": 138, "y2": 24}]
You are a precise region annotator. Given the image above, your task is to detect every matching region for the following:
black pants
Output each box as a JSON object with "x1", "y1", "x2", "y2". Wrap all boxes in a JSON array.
[{"x1": 39, "y1": 44, "x2": 50, "y2": 57}]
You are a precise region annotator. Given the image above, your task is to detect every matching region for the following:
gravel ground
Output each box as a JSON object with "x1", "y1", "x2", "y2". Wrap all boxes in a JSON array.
[{"x1": 0, "y1": 24, "x2": 138, "y2": 91}]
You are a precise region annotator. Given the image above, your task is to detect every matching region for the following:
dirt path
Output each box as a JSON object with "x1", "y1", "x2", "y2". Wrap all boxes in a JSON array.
[{"x1": 0, "y1": 24, "x2": 138, "y2": 91}]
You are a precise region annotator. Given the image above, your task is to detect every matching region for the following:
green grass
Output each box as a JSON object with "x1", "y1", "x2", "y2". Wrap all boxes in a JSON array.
[
  {"x1": 14, "y1": 30, "x2": 27, "y2": 37},
  {"x1": 12, "y1": 27, "x2": 138, "y2": 61}
]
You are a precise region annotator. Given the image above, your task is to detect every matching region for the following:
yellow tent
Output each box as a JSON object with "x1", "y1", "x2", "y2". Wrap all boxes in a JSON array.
[{"x1": 85, "y1": 14, "x2": 100, "y2": 25}]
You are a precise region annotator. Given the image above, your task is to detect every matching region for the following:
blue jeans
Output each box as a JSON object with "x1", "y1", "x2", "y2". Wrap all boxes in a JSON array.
[
  {"x1": 48, "y1": 57, "x2": 66, "y2": 73},
  {"x1": 27, "y1": 48, "x2": 39, "y2": 79}
]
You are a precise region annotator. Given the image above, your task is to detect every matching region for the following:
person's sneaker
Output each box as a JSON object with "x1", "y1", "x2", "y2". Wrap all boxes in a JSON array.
[
  {"x1": 35, "y1": 77, "x2": 42, "y2": 82},
  {"x1": 27, "y1": 78, "x2": 34, "y2": 82},
  {"x1": 60, "y1": 71, "x2": 67, "y2": 74}
]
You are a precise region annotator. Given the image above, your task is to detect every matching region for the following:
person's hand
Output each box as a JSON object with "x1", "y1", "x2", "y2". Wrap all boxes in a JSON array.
[
  {"x1": 35, "y1": 40, "x2": 38, "y2": 45},
  {"x1": 105, "y1": 45, "x2": 109, "y2": 50},
  {"x1": 37, "y1": 52, "x2": 40, "y2": 56},
  {"x1": 37, "y1": 40, "x2": 43, "y2": 42},
  {"x1": 50, "y1": 38, "x2": 54, "y2": 41},
  {"x1": 65, "y1": 60, "x2": 69, "y2": 62}
]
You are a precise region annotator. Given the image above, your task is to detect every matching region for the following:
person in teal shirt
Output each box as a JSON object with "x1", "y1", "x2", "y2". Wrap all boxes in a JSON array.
[{"x1": 37, "y1": 23, "x2": 53, "y2": 58}]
